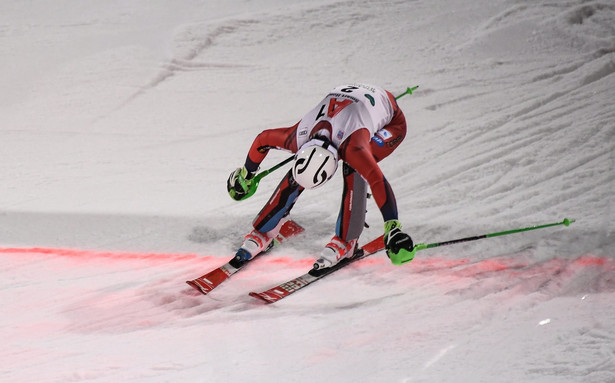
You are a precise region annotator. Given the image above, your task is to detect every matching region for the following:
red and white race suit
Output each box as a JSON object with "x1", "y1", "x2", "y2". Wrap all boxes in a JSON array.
[{"x1": 243, "y1": 84, "x2": 407, "y2": 242}]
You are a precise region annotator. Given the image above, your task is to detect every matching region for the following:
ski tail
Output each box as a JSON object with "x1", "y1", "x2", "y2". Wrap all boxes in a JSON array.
[{"x1": 274, "y1": 218, "x2": 304, "y2": 243}]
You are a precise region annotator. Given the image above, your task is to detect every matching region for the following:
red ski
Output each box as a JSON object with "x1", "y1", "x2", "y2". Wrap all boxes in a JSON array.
[
  {"x1": 249, "y1": 235, "x2": 385, "y2": 303},
  {"x1": 186, "y1": 219, "x2": 304, "y2": 295}
]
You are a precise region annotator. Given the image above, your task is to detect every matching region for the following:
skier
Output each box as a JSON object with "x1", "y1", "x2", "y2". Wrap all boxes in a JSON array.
[{"x1": 227, "y1": 83, "x2": 415, "y2": 269}]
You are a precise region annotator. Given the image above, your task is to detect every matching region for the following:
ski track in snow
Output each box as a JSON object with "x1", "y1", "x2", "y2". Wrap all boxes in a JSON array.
[{"x1": 1, "y1": 0, "x2": 614, "y2": 382}]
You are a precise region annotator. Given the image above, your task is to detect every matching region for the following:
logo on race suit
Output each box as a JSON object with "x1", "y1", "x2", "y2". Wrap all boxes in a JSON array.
[
  {"x1": 377, "y1": 129, "x2": 392, "y2": 140},
  {"x1": 337, "y1": 130, "x2": 344, "y2": 140},
  {"x1": 364, "y1": 94, "x2": 375, "y2": 106},
  {"x1": 371, "y1": 135, "x2": 384, "y2": 146}
]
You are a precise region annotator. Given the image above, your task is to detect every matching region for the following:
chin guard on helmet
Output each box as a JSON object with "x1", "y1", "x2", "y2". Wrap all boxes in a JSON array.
[{"x1": 292, "y1": 136, "x2": 339, "y2": 189}]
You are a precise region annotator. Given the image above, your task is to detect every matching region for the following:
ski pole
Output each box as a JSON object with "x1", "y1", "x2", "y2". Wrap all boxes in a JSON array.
[
  {"x1": 394, "y1": 218, "x2": 576, "y2": 265},
  {"x1": 240, "y1": 155, "x2": 295, "y2": 200},
  {"x1": 253, "y1": 155, "x2": 294, "y2": 181},
  {"x1": 395, "y1": 85, "x2": 419, "y2": 100}
]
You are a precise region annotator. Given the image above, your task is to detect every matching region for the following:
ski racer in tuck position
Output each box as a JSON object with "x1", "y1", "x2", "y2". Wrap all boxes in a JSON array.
[{"x1": 227, "y1": 83, "x2": 415, "y2": 269}]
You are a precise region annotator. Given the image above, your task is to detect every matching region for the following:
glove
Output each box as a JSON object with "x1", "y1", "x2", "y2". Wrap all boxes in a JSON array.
[
  {"x1": 227, "y1": 167, "x2": 256, "y2": 201},
  {"x1": 384, "y1": 220, "x2": 415, "y2": 265}
]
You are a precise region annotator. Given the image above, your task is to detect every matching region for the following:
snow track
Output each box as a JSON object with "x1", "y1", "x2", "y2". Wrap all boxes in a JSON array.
[{"x1": 1, "y1": 0, "x2": 614, "y2": 382}]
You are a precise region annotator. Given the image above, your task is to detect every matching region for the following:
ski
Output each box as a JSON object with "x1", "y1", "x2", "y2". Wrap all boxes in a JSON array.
[
  {"x1": 249, "y1": 234, "x2": 385, "y2": 303},
  {"x1": 186, "y1": 219, "x2": 304, "y2": 295}
]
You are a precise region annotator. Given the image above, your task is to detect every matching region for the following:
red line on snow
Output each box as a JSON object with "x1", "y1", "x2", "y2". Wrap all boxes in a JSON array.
[
  {"x1": 0, "y1": 246, "x2": 204, "y2": 261},
  {"x1": 2, "y1": 246, "x2": 611, "y2": 273}
]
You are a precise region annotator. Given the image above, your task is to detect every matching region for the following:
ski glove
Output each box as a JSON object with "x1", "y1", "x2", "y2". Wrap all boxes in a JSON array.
[
  {"x1": 384, "y1": 220, "x2": 415, "y2": 265},
  {"x1": 227, "y1": 166, "x2": 256, "y2": 201}
]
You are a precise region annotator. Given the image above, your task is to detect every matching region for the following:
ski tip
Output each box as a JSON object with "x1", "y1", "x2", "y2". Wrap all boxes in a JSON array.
[
  {"x1": 186, "y1": 280, "x2": 200, "y2": 292},
  {"x1": 249, "y1": 292, "x2": 275, "y2": 304},
  {"x1": 186, "y1": 280, "x2": 211, "y2": 295}
]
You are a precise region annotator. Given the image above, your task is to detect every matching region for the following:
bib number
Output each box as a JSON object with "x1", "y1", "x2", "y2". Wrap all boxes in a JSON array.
[{"x1": 316, "y1": 98, "x2": 353, "y2": 120}]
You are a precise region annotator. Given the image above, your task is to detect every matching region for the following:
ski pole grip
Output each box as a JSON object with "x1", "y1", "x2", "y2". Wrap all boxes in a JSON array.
[{"x1": 237, "y1": 155, "x2": 295, "y2": 200}]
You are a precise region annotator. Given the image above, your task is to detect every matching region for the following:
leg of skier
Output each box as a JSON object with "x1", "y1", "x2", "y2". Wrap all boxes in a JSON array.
[
  {"x1": 234, "y1": 169, "x2": 304, "y2": 264},
  {"x1": 314, "y1": 163, "x2": 366, "y2": 269}
]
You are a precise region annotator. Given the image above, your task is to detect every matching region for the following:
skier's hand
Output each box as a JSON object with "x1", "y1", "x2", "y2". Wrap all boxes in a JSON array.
[
  {"x1": 384, "y1": 220, "x2": 415, "y2": 265},
  {"x1": 227, "y1": 167, "x2": 256, "y2": 201}
]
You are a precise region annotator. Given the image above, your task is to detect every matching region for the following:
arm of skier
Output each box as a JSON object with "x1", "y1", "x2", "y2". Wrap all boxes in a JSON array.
[
  {"x1": 227, "y1": 123, "x2": 298, "y2": 200},
  {"x1": 244, "y1": 123, "x2": 299, "y2": 172}
]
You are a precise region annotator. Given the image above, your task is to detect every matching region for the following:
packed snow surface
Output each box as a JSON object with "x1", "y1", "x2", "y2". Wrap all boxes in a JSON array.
[{"x1": 1, "y1": 0, "x2": 614, "y2": 382}]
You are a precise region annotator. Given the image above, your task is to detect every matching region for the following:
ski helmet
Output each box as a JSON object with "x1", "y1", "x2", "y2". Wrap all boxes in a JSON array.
[{"x1": 292, "y1": 137, "x2": 339, "y2": 189}]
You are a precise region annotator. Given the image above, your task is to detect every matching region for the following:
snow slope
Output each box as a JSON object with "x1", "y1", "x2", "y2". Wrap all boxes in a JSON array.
[{"x1": 1, "y1": 0, "x2": 614, "y2": 382}]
